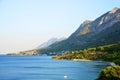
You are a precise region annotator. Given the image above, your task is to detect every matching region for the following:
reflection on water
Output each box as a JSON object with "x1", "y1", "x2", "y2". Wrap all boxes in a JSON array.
[{"x1": 0, "y1": 56, "x2": 110, "y2": 80}]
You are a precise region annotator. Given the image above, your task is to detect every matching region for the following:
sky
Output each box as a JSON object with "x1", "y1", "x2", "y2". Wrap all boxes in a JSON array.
[{"x1": 0, "y1": 0, "x2": 120, "y2": 53}]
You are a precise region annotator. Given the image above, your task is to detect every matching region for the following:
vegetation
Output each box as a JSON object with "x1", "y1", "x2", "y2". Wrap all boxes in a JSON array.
[
  {"x1": 52, "y1": 42, "x2": 120, "y2": 65},
  {"x1": 96, "y1": 65, "x2": 120, "y2": 80}
]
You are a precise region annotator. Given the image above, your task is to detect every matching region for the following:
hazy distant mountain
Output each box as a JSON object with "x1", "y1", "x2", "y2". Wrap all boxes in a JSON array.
[
  {"x1": 37, "y1": 7, "x2": 120, "y2": 54},
  {"x1": 37, "y1": 38, "x2": 66, "y2": 49}
]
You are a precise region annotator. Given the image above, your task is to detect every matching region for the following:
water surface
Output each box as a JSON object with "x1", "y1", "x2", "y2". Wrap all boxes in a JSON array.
[{"x1": 0, "y1": 56, "x2": 110, "y2": 80}]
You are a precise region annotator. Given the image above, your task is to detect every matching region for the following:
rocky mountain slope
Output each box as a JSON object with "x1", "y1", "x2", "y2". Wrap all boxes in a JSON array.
[
  {"x1": 37, "y1": 7, "x2": 120, "y2": 55},
  {"x1": 8, "y1": 7, "x2": 120, "y2": 55}
]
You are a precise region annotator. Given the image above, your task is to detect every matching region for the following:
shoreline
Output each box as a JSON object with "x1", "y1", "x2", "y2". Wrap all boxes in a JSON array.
[
  {"x1": 53, "y1": 58, "x2": 116, "y2": 66},
  {"x1": 72, "y1": 59, "x2": 116, "y2": 66},
  {"x1": 72, "y1": 59, "x2": 91, "y2": 61}
]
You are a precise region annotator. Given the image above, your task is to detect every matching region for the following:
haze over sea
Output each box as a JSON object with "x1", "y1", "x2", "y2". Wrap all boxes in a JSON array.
[{"x1": 0, "y1": 56, "x2": 111, "y2": 80}]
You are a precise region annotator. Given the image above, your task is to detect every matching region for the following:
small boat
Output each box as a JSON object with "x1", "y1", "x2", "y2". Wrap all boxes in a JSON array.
[{"x1": 64, "y1": 75, "x2": 68, "y2": 79}]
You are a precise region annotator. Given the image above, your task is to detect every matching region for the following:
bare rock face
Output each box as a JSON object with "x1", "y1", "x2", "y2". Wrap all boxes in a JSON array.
[
  {"x1": 71, "y1": 7, "x2": 120, "y2": 38},
  {"x1": 109, "y1": 7, "x2": 119, "y2": 14},
  {"x1": 87, "y1": 7, "x2": 120, "y2": 33},
  {"x1": 71, "y1": 7, "x2": 120, "y2": 37},
  {"x1": 71, "y1": 20, "x2": 92, "y2": 36}
]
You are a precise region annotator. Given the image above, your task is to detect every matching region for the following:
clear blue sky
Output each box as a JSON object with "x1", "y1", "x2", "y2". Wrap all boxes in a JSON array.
[{"x1": 0, "y1": 0, "x2": 120, "y2": 53}]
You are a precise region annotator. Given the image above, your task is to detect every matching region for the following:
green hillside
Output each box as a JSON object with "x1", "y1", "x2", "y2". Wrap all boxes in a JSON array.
[{"x1": 52, "y1": 42, "x2": 120, "y2": 65}]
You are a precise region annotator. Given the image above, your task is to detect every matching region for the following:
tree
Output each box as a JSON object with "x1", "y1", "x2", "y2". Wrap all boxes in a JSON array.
[{"x1": 96, "y1": 65, "x2": 120, "y2": 80}]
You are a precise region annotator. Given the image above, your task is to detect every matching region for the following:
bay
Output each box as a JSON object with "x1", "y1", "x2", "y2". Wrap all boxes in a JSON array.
[{"x1": 0, "y1": 56, "x2": 110, "y2": 80}]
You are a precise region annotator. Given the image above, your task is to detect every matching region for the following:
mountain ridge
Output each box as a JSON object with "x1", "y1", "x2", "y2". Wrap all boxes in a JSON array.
[
  {"x1": 37, "y1": 37, "x2": 66, "y2": 49},
  {"x1": 37, "y1": 7, "x2": 120, "y2": 55},
  {"x1": 8, "y1": 7, "x2": 120, "y2": 55}
]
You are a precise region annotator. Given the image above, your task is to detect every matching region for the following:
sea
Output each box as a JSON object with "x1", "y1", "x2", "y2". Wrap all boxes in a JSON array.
[{"x1": 0, "y1": 55, "x2": 111, "y2": 80}]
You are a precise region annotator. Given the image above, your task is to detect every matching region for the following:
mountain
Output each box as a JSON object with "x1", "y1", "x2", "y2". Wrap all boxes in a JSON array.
[
  {"x1": 8, "y1": 7, "x2": 120, "y2": 56},
  {"x1": 37, "y1": 38, "x2": 66, "y2": 49},
  {"x1": 8, "y1": 38, "x2": 66, "y2": 55},
  {"x1": 37, "y1": 7, "x2": 120, "y2": 55}
]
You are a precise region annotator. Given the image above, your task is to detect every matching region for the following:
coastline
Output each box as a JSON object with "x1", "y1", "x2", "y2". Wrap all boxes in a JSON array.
[
  {"x1": 72, "y1": 59, "x2": 91, "y2": 61},
  {"x1": 52, "y1": 58, "x2": 116, "y2": 66},
  {"x1": 72, "y1": 59, "x2": 116, "y2": 66}
]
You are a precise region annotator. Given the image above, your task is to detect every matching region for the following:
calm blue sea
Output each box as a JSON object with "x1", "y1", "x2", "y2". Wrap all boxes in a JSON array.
[{"x1": 0, "y1": 56, "x2": 110, "y2": 80}]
